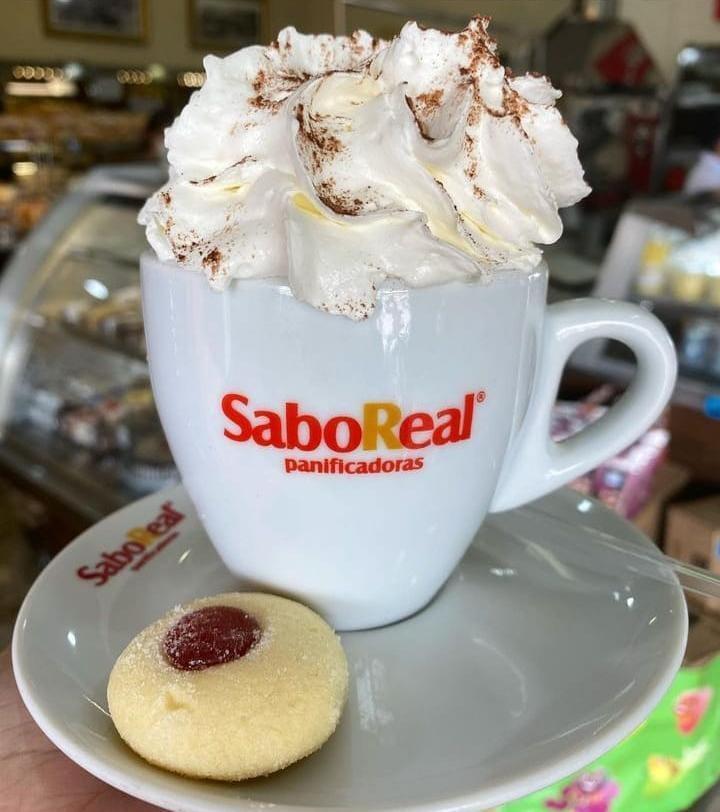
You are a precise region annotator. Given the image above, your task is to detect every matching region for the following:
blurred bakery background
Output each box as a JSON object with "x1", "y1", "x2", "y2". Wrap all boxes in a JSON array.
[{"x1": 4, "y1": 0, "x2": 720, "y2": 806}]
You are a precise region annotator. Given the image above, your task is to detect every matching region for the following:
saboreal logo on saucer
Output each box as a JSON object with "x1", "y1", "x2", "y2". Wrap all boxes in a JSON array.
[
  {"x1": 221, "y1": 390, "x2": 486, "y2": 475},
  {"x1": 76, "y1": 501, "x2": 185, "y2": 587}
]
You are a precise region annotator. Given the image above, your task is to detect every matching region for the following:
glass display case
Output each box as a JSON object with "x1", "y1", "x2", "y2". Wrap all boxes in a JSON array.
[
  {"x1": 0, "y1": 163, "x2": 177, "y2": 521},
  {"x1": 571, "y1": 195, "x2": 720, "y2": 416}
]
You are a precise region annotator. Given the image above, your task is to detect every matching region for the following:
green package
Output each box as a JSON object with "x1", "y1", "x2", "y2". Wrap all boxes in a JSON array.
[{"x1": 499, "y1": 655, "x2": 720, "y2": 812}]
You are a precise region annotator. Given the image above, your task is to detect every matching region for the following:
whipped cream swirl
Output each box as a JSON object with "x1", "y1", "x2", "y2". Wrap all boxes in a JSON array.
[{"x1": 140, "y1": 18, "x2": 589, "y2": 319}]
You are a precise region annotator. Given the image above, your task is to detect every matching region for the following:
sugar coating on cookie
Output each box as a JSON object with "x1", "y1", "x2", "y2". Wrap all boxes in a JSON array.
[{"x1": 107, "y1": 592, "x2": 349, "y2": 780}]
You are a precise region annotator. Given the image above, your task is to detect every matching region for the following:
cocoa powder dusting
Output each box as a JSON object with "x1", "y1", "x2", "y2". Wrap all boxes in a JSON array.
[
  {"x1": 250, "y1": 69, "x2": 279, "y2": 110},
  {"x1": 405, "y1": 96, "x2": 431, "y2": 140},
  {"x1": 350, "y1": 31, "x2": 366, "y2": 56},
  {"x1": 295, "y1": 102, "x2": 344, "y2": 174},
  {"x1": 463, "y1": 133, "x2": 478, "y2": 180},
  {"x1": 249, "y1": 67, "x2": 307, "y2": 111},
  {"x1": 171, "y1": 230, "x2": 202, "y2": 265},
  {"x1": 250, "y1": 95, "x2": 282, "y2": 111},
  {"x1": 202, "y1": 247, "x2": 223, "y2": 278},
  {"x1": 190, "y1": 174, "x2": 217, "y2": 186},
  {"x1": 460, "y1": 18, "x2": 531, "y2": 129},
  {"x1": 316, "y1": 180, "x2": 362, "y2": 215},
  {"x1": 502, "y1": 85, "x2": 529, "y2": 124},
  {"x1": 295, "y1": 103, "x2": 343, "y2": 152},
  {"x1": 416, "y1": 89, "x2": 444, "y2": 112}
]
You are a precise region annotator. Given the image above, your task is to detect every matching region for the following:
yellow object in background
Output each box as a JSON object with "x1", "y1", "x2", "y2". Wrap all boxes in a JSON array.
[
  {"x1": 669, "y1": 265, "x2": 707, "y2": 303},
  {"x1": 642, "y1": 237, "x2": 672, "y2": 268},
  {"x1": 635, "y1": 238, "x2": 671, "y2": 297}
]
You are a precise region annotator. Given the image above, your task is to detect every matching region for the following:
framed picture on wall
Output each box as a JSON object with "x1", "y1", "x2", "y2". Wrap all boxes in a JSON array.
[
  {"x1": 188, "y1": 0, "x2": 263, "y2": 51},
  {"x1": 42, "y1": 0, "x2": 147, "y2": 42}
]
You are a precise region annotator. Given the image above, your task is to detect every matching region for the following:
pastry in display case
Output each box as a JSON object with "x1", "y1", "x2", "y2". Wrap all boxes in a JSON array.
[{"x1": 0, "y1": 163, "x2": 177, "y2": 522}]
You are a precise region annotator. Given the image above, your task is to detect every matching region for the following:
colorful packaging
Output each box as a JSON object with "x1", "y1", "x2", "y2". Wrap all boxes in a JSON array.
[
  {"x1": 551, "y1": 400, "x2": 669, "y2": 520},
  {"x1": 499, "y1": 655, "x2": 720, "y2": 811}
]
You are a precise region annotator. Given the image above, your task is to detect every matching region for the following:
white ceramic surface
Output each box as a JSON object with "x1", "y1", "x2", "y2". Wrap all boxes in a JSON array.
[
  {"x1": 141, "y1": 256, "x2": 677, "y2": 629},
  {"x1": 13, "y1": 486, "x2": 687, "y2": 812}
]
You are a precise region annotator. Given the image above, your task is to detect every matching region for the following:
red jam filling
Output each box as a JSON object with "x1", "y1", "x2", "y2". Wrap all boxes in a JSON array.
[{"x1": 163, "y1": 605, "x2": 262, "y2": 671}]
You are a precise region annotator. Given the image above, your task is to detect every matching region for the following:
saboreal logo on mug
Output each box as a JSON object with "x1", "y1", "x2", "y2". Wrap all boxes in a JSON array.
[{"x1": 221, "y1": 390, "x2": 486, "y2": 475}]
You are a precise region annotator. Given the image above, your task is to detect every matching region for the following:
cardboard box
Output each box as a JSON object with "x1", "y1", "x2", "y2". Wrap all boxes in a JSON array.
[
  {"x1": 685, "y1": 610, "x2": 720, "y2": 666},
  {"x1": 632, "y1": 461, "x2": 690, "y2": 541},
  {"x1": 666, "y1": 496, "x2": 720, "y2": 614},
  {"x1": 670, "y1": 404, "x2": 720, "y2": 485}
]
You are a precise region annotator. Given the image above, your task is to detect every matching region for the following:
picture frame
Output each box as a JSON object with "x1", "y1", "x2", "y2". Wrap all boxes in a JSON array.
[
  {"x1": 42, "y1": 0, "x2": 147, "y2": 43},
  {"x1": 188, "y1": 0, "x2": 264, "y2": 51}
]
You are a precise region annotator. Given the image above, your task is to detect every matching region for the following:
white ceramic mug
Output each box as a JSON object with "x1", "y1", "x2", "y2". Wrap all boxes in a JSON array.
[{"x1": 141, "y1": 255, "x2": 676, "y2": 630}]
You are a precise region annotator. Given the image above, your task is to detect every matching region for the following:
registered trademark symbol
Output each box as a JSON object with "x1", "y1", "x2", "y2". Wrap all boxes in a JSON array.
[{"x1": 476, "y1": 391, "x2": 486, "y2": 404}]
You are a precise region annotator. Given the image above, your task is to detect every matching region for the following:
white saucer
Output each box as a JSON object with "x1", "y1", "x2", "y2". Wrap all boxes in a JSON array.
[{"x1": 13, "y1": 486, "x2": 687, "y2": 812}]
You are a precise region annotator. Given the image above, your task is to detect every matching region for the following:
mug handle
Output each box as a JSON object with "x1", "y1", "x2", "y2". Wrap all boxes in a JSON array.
[{"x1": 490, "y1": 298, "x2": 677, "y2": 513}]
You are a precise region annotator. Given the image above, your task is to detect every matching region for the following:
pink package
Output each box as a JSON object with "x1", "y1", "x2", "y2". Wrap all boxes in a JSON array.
[
  {"x1": 593, "y1": 428, "x2": 669, "y2": 519},
  {"x1": 551, "y1": 399, "x2": 669, "y2": 519}
]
